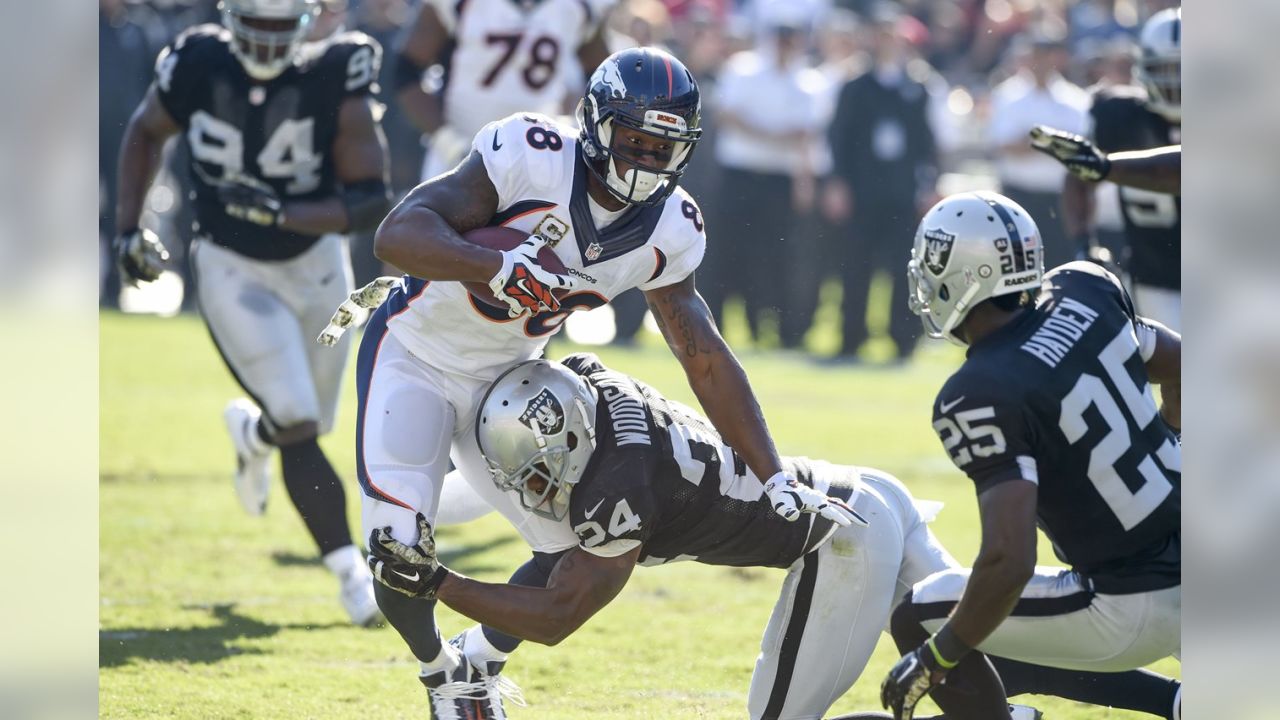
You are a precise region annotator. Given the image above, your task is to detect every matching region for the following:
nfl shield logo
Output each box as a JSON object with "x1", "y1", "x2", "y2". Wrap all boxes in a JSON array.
[
  {"x1": 519, "y1": 389, "x2": 565, "y2": 436},
  {"x1": 923, "y1": 228, "x2": 955, "y2": 276},
  {"x1": 585, "y1": 242, "x2": 603, "y2": 261}
]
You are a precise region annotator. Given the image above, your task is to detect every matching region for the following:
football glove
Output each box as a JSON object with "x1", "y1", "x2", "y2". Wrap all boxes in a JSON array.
[
  {"x1": 881, "y1": 643, "x2": 950, "y2": 720},
  {"x1": 1029, "y1": 125, "x2": 1112, "y2": 182},
  {"x1": 488, "y1": 234, "x2": 576, "y2": 318},
  {"x1": 114, "y1": 228, "x2": 170, "y2": 285},
  {"x1": 763, "y1": 471, "x2": 868, "y2": 527},
  {"x1": 367, "y1": 513, "x2": 450, "y2": 599},
  {"x1": 316, "y1": 276, "x2": 401, "y2": 347},
  {"x1": 219, "y1": 176, "x2": 284, "y2": 227}
]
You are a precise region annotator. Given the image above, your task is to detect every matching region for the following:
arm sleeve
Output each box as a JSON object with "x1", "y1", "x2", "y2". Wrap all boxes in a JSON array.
[
  {"x1": 334, "y1": 35, "x2": 383, "y2": 98},
  {"x1": 152, "y1": 34, "x2": 202, "y2": 125},
  {"x1": 933, "y1": 383, "x2": 1038, "y2": 495}
]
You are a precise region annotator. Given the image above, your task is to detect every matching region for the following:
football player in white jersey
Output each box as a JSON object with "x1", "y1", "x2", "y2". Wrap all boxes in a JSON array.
[
  {"x1": 393, "y1": 0, "x2": 615, "y2": 182},
  {"x1": 319, "y1": 47, "x2": 856, "y2": 718}
]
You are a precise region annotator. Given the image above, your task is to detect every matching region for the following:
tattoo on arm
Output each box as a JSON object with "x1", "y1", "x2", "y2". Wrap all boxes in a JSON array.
[{"x1": 646, "y1": 276, "x2": 720, "y2": 359}]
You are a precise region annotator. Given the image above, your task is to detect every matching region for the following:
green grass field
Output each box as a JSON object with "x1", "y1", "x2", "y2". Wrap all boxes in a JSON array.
[{"x1": 100, "y1": 309, "x2": 1178, "y2": 719}]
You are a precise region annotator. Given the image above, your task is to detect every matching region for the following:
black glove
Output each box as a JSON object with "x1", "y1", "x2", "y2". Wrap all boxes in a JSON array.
[
  {"x1": 1029, "y1": 125, "x2": 1112, "y2": 182},
  {"x1": 114, "y1": 228, "x2": 170, "y2": 285},
  {"x1": 880, "y1": 642, "x2": 951, "y2": 720},
  {"x1": 219, "y1": 176, "x2": 283, "y2": 227},
  {"x1": 367, "y1": 513, "x2": 450, "y2": 599}
]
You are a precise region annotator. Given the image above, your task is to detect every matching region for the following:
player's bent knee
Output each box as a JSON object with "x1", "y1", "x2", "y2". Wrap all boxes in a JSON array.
[{"x1": 362, "y1": 500, "x2": 422, "y2": 546}]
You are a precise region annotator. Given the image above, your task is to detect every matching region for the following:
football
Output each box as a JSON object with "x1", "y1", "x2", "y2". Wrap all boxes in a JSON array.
[{"x1": 461, "y1": 226, "x2": 569, "y2": 309}]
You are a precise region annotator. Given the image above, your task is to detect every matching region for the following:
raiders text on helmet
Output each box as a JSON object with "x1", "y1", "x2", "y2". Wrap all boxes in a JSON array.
[
  {"x1": 907, "y1": 192, "x2": 1044, "y2": 345},
  {"x1": 475, "y1": 360, "x2": 598, "y2": 521},
  {"x1": 577, "y1": 47, "x2": 702, "y2": 207}
]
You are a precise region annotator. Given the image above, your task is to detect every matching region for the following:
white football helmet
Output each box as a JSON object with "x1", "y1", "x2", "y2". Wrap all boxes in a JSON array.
[
  {"x1": 220, "y1": 0, "x2": 320, "y2": 81},
  {"x1": 907, "y1": 192, "x2": 1044, "y2": 345},
  {"x1": 475, "y1": 360, "x2": 598, "y2": 521},
  {"x1": 1138, "y1": 7, "x2": 1181, "y2": 123}
]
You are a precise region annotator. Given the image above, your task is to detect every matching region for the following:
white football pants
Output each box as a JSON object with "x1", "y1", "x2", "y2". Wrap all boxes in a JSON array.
[
  {"x1": 747, "y1": 468, "x2": 958, "y2": 720},
  {"x1": 355, "y1": 303, "x2": 581, "y2": 553},
  {"x1": 191, "y1": 235, "x2": 353, "y2": 433}
]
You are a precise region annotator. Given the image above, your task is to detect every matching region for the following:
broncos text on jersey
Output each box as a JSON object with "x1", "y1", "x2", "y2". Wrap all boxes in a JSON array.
[
  {"x1": 383, "y1": 112, "x2": 707, "y2": 380},
  {"x1": 558, "y1": 353, "x2": 859, "y2": 568},
  {"x1": 154, "y1": 24, "x2": 381, "y2": 260},
  {"x1": 931, "y1": 261, "x2": 1180, "y2": 593}
]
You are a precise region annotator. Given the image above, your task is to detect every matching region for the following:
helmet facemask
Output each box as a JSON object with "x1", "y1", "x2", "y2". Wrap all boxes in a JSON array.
[
  {"x1": 220, "y1": 0, "x2": 318, "y2": 81},
  {"x1": 578, "y1": 96, "x2": 700, "y2": 207},
  {"x1": 1139, "y1": 56, "x2": 1180, "y2": 122},
  {"x1": 476, "y1": 362, "x2": 599, "y2": 522}
]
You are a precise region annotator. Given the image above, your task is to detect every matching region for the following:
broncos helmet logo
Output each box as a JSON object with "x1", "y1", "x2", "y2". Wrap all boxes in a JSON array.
[
  {"x1": 923, "y1": 229, "x2": 956, "y2": 276},
  {"x1": 594, "y1": 58, "x2": 628, "y2": 99}
]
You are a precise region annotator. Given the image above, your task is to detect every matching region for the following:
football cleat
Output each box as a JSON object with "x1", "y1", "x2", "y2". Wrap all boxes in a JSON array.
[
  {"x1": 1009, "y1": 703, "x2": 1043, "y2": 720},
  {"x1": 338, "y1": 562, "x2": 383, "y2": 628},
  {"x1": 419, "y1": 634, "x2": 526, "y2": 720},
  {"x1": 223, "y1": 398, "x2": 274, "y2": 516}
]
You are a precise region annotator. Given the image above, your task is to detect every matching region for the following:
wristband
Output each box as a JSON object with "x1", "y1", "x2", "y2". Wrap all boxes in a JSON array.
[{"x1": 927, "y1": 625, "x2": 973, "y2": 669}]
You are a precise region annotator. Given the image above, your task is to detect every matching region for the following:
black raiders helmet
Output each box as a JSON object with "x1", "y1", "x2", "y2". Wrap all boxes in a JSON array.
[{"x1": 576, "y1": 47, "x2": 702, "y2": 207}]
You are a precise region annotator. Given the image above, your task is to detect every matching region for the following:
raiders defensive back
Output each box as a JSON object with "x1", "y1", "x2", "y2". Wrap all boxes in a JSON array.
[
  {"x1": 113, "y1": 0, "x2": 391, "y2": 626},
  {"x1": 317, "y1": 48, "x2": 853, "y2": 718},
  {"x1": 394, "y1": 0, "x2": 614, "y2": 181},
  {"x1": 881, "y1": 191, "x2": 1181, "y2": 720},
  {"x1": 365, "y1": 354, "x2": 1183, "y2": 720},
  {"x1": 1064, "y1": 7, "x2": 1181, "y2": 331}
]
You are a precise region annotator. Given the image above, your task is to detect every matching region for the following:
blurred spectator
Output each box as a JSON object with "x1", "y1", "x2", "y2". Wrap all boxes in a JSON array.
[
  {"x1": 354, "y1": 0, "x2": 424, "y2": 196},
  {"x1": 825, "y1": 4, "x2": 937, "y2": 362},
  {"x1": 706, "y1": 7, "x2": 824, "y2": 344},
  {"x1": 987, "y1": 32, "x2": 1089, "y2": 269}
]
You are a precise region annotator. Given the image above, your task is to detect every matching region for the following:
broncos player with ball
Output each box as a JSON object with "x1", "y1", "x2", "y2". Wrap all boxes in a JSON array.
[{"x1": 318, "y1": 47, "x2": 854, "y2": 718}]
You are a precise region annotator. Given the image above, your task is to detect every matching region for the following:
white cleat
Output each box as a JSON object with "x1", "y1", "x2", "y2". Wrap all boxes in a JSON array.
[
  {"x1": 1009, "y1": 704, "x2": 1043, "y2": 720},
  {"x1": 223, "y1": 398, "x2": 273, "y2": 516},
  {"x1": 340, "y1": 562, "x2": 384, "y2": 628}
]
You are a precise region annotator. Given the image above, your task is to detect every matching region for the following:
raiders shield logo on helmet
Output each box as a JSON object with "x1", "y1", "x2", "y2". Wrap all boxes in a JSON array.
[
  {"x1": 519, "y1": 389, "x2": 565, "y2": 436},
  {"x1": 923, "y1": 228, "x2": 956, "y2": 276}
]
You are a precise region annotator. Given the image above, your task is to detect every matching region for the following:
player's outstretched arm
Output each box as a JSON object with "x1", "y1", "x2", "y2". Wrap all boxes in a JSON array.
[
  {"x1": 1105, "y1": 146, "x2": 1181, "y2": 195},
  {"x1": 644, "y1": 277, "x2": 785, "y2": 482},
  {"x1": 373, "y1": 150, "x2": 502, "y2": 280},
  {"x1": 276, "y1": 96, "x2": 392, "y2": 236},
  {"x1": 436, "y1": 546, "x2": 640, "y2": 646},
  {"x1": 394, "y1": 2, "x2": 447, "y2": 136}
]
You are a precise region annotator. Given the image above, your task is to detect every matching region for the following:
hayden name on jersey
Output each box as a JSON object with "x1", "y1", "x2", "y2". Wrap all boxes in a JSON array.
[
  {"x1": 931, "y1": 261, "x2": 1180, "y2": 593},
  {"x1": 426, "y1": 0, "x2": 614, "y2": 141},
  {"x1": 558, "y1": 353, "x2": 859, "y2": 569},
  {"x1": 154, "y1": 24, "x2": 381, "y2": 260},
  {"x1": 1089, "y1": 85, "x2": 1181, "y2": 290},
  {"x1": 384, "y1": 113, "x2": 707, "y2": 380}
]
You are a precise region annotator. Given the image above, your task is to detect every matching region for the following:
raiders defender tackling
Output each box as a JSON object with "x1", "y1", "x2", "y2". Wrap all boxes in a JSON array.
[
  {"x1": 880, "y1": 191, "x2": 1181, "y2": 720},
  {"x1": 114, "y1": 0, "x2": 392, "y2": 625}
]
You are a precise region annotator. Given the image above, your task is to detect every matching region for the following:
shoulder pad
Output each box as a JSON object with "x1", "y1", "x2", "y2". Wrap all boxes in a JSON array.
[
  {"x1": 172, "y1": 23, "x2": 227, "y2": 52},
  {"x1": 475, "y1": 113, "x2": 574, "y2": 200},
  {"x1": 1044, "y1": 261, "x2": 1134, "y2": 318},
  {"x1": 302, "y1": 31, "x2": 383, "y2": 94},
  {"x1": 1092, "y1": 84, "x2": 1149, "y2": 110},
  {"x1": 559, "y1": 352, "x2": 606, "y2": 377}
]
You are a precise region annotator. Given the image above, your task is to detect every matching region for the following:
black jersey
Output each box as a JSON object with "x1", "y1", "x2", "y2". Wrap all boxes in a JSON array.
[
  {"x1": 1090, "y1": 85, "x2": 1181, "y2": 290},
  {"x1": 932, "y1": 262, "x2": 1180, "y2": 593},
  {"x1": 559, "y1": 354, "x2": 853, "y2": 569},
  {"x1": 153, "y1": 25, "x2": 381, "y2": 260}
]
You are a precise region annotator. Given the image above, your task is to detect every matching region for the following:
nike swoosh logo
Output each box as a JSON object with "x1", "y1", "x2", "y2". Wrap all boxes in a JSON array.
[
  {"x1": 939, "y1": 396, "x2": 965, "y2": 414},
  {"x1": 392, "y1": 568, "x2": 420, "y2": 582},
  {"x1": 491, "y1": 130, "x2": 503, "y2": 151},
  {"x1": 584, "y1": 498, "x2": 605, "y2": 519}
]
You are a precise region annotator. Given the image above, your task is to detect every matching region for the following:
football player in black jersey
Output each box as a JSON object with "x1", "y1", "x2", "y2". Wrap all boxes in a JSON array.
[
  {"x1": 879, "y1": 191, "x2": 1181, "y2": 720},
  {"x1": 362, "y1": 353, "x2": 1181, "y2": 720},
  {"x1": 114, "y1": 0, "x2": 392, "y2": 626},
  {"x1": 1062, "y1": 7, "x2": 1182, "y2": 332},
  {"x1": 1031, "y1": 125, "x2": 1179, "y2": 195}
]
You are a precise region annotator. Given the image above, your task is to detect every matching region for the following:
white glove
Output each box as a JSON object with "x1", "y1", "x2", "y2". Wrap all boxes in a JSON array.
[
  {"x1": 316, "y1": 276, "x2": 402, "y2": 347},
  {"x1": 488, "y1": 234, "x2": 576, "y2": 318},
  {"x1": 763, "y1": 471, "x2": 868, "y2": 527}
]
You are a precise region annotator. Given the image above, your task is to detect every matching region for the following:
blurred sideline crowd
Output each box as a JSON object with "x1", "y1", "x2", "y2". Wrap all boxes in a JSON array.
[{"x1": 100, "y1": 0, "x2": 1177, "y2": 363}]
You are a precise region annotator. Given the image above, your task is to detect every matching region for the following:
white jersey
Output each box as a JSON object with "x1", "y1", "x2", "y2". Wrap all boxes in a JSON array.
[
  {"x1": 426, "y1": 0, "x2": 613, "y2": 142},
  {"x1": 387, "y1": 113, "x2": 707, "y2": 380}
]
